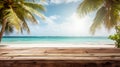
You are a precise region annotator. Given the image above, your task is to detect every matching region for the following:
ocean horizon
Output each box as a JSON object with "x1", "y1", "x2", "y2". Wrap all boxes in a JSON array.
[{"x1": 1, "y1": 36, "x2": 114, "y2": 45}]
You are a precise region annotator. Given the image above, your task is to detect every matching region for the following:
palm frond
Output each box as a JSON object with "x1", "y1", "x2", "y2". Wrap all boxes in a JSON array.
[
  {"x1": 0, "y1": 0, "x2": 46, "y2": 36},
  {"x1": 13, "y1": 4, "x2": 38, "y2": 24},
  {"x1": 77, "y1": 0, "x2": 104, "y2": 17},
  {"x1": 103, "y1": 2, "x2": 120, "y2": 30},
  {"x1": 109, "y1": 4, "x2": 120, "y2": 28},
  {"x1": 90, "y1": 6, "x2": 106, "y2": 34},
  {"x1": 24, "y1": 2, "x2": 46, "y2": 12},
  {"x1": 0, "y1": 3, "x2": 3, "y2": 9},
  {"x1": 5, "y1": 22, "x2": 14, "y2": 35},
  {"x1": 13, "y1": 5, "x2": 32, "y2": 33},
  {"x1": 112, "y1": 3, "x2": 120, "y2": 22},
  {"x1": 3, "y1": 7, "x2": 22, "y2": 33},
  {"x1": 13, "y1": 9, "x2": 30, "y2": 33},
  {"x1": 21, "y1": 3, "x2": 45, "y2": 20},
  {"x1": 77, "y1": 0, "x2": 120, "y2": 34},
  {"x1": 14, "y1": 8, "x2": 31, "y2": 33},
  {"x1": 22, "y1": 21, "x2": 30, "y2": 33}
]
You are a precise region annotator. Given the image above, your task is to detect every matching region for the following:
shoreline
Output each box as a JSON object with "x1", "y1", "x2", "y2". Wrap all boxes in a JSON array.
[{"x1": 0, "y1": 43, "x2": 115, "y2": 48}]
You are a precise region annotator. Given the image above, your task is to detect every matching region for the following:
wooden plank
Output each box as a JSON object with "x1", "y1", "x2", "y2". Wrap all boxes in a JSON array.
[
  {"x1": 1, "y1": 53, "x2": 120, "y2": 57},
  {"x1": 44, "y1": 48, "x2": 120, "y2": 53},
  {"x1": 0, "y1": 47, "x2": 120, "y2": 61},
  {"x1": 0, "y1": 56, "x2": 120, "y2": 61},
  {"x1": 0, "y1": 60, "x2": 120, "y2": 67},
  {"x1": 0, "y1": 48, "x2": 120, "y2": 53}
]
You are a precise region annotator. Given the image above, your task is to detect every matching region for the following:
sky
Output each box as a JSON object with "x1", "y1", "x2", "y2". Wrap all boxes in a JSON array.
[{"x1": 12, "y1": 0, "x2": 115, "y2": 36}]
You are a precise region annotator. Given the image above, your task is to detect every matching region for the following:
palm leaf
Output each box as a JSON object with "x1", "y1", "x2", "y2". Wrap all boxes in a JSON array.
[
  {"x1": 14, "y1": 8, "x2": 30, "y2": 33},
  {"x1": 20, "y1": 3, "x2": 45, "y2": 20},
  {"x1": 3, "y1": 7, "x2": 22, "y2": 33},
  {"x1": 0, "y1": 3, "x2": 3, "y2": 9},
  {"x1": 0, "y1": 0, "x2": 46, "y2": 35},
  {"x1": 111, "y1": 3, "x2": 120, "y2": 23},
  {"x1": 13, "y1": 8, "x2": 30, "y2": 33},
  {"x1": 13, "y1": 4, "x2": 38, "y2": 24},
  {"x1": 109, "y1": 4, "x2": 120, "y2": 28},
  {"x1": 77, "y1": 0, "x2": 104, "y2": 17},
  {"x1": 104, "y1": 1, "x2": 120, "y2": 30},
  {"x1": 77, "y1": 0, "x2": 120, "y2": 34},
  {"x1": 5, "y1": 22, "x2": 14, "y2": 35},
  {"x1": 90, "y1": 7, "x2": 106, "y2": 34},
  {"x1": 24, "y1": 2, "x2": 46, "y2": 12}
]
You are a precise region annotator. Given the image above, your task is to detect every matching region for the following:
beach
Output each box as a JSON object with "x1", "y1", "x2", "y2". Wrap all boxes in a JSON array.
[
  {"x1": 0, "y1": 43, "x2": 115, "y2": 48},
  {"x1": 0, "y1": 36, "x2": 115, "y2": 48}
]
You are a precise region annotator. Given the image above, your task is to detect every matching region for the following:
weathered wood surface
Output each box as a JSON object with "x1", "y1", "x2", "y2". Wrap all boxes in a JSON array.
[
  {"x1": 0, "y1": 47, "x2": 120, "y2": 60},
  {"x1": 0, "y1": 60, "x2": 120, "y2": 67},
  {"x1": 0, "y1": 47, "x2": 120, "y2": 67}
]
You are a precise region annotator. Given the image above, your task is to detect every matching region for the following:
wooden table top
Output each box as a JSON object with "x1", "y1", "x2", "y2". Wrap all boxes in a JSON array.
[{"x1": 0, "y1": 47, "x2": 120, "y2": 60}]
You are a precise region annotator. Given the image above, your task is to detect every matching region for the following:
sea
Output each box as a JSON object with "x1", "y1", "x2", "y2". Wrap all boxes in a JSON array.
[{"x1": 1, "y1": 36, "x2": 114, "y2": 45}]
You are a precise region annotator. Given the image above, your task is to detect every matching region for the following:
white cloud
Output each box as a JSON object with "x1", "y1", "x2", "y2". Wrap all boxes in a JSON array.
[
  {"x1": 49, "y1": 15, "x2": 60, "y2": 20},
  {"x1": 38, "y1": 0, "x2": 49, "y2": 5},
  {"x1": 28, "y1": 12, "x2": 115, "y2": 36},
  {"x1": 50, "y1": 0, "x2": 63, "y2": 4},
  {"x1": 65, "y1": 0, "x2": 81, "y2": 3},
  {"x1": 50, "y1": 0, "x2": 80, "y2": 4},
  {"x1": 58, "y1": 13, "x2": 91, "y2": 36},
  {"x1": 44, "y1": 15, "x2": 60, "y2": 24}
]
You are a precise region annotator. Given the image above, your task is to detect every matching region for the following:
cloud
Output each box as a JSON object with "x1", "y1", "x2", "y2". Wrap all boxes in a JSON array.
[
  {"x1": 27, "y1": 12, "x2": 115, "y2": 36},
  {"x1": 50, "y1": 0, "x2": 80, "y2": 4},
  {"x1": 65, "y1": 0, "x2": 81, "y2": 3},
  {"x1": 44, "y1": 15, "x2": 60, "y2": 24},
  {"x1": 50, "y1": 0, "x2": 63, "y2": 4},
  {"x1": 58, "y1": 13, "x2": 91, "y2": 36},
  {"x1": 38, "y1": 0, "x2": 49, "y2": 5}
]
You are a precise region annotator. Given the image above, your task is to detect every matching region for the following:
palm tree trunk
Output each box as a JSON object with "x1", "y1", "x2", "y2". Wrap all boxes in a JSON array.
[{"x1": 0, "y1": 18, "x2": 7, "y2": 42}]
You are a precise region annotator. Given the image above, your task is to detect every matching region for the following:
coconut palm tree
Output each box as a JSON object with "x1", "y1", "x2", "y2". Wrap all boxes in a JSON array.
[
  {"x1": 77, "y1": 0, "x2": 120, "y2": 34},
  {"x1": 0, "y1": 0, "x2": 45, "y2": 42}
]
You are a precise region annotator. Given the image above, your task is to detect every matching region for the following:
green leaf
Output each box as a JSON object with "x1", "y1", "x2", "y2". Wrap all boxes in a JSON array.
[
  {"x1": 77, "y1": 0, "x2": 103, "y2": 17},
  {"x1": 90, "y1": 7, "x2": 106, "y2": 34}
]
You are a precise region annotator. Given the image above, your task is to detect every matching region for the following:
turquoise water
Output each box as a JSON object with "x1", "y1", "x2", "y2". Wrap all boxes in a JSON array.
[{"x1": 1, "y1": 36, "x2": 114, "y2": 44}]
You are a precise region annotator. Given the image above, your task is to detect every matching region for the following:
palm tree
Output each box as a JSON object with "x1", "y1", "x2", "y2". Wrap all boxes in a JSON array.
[
  {"x1": 77, "y1": 0, "x2": 120, "y2": 34},
  {"x1": 0, "y1": 0, "x2": 45, "y2": 42}
]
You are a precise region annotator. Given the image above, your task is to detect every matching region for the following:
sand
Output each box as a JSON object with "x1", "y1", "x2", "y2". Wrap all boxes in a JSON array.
[{"x1": 0, "y1": 43, "x2": 115, "y2": 48}]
